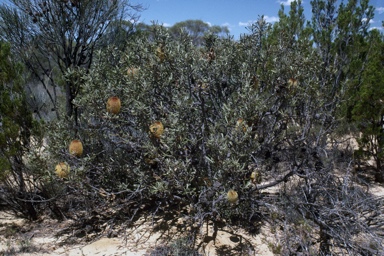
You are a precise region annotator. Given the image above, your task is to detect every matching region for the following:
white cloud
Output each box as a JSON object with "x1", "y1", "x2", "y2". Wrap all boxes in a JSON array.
[
  {"x1": 206, "y1": 21, "x2": 212, "y2": 27},
  {"x1": 370, "y1": 26, "x2": 383, "y2": 31},
  {"x1": 162, "y1": 22, "x2": 172, "y2": 27},
  {"x1": 376, "y1": 7, "x2": 384, "y2": 14},
  {"x1": 362, "y1": 18, "x2": 375, "y2": 24},
  {"x1": 264, "y1": 16, "x2": 280, "y2": 23},
  {"x1": 239, "y1": 21, "x2": 252, "y2": 26},
  {"x1": 239, "y1": 16, "x2": 279, "y2": 27},
  {"x1": 221, "y1": 22, "x2": 232, "y2": 30},
  {"x1": 277, "y1": 0, "x2": 296, "y2": 6}
]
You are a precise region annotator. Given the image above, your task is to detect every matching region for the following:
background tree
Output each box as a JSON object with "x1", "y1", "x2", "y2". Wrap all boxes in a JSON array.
[
  {"x1": 99, "y1": 20, "x2": 150, "y2": 52},
  {"x1": 0, "y1": 0, "x2": 142, "y2": 127},
  {"x1": 0, "y1": 41, "x2": 47, "y2": 220},
  {"x1": 311, "y1": 0, "x2": 373, "y2": 105},
  {"x1": 168, "y1": 19, "x2": 229, "y2": 46},
  {"x1": 350, "y1": 29, "x2": 384, "y2": 182},
  {"x1": 269, "y1": 0, "x2": 382, "y2": 254}
]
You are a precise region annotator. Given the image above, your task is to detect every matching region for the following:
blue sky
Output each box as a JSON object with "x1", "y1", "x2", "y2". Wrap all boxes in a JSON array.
[
  {"x1": 132, "y1": 0, "x2": 384, "y2": 38},
  {"x1": 0, "y1": 0, "x2": 383, "y2": 38}
]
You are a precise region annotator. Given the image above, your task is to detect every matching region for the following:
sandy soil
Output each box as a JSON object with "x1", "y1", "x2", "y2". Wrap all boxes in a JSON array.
[
  {"x1": 2, "y1": 132, "x2": 383, "y2": 256},
  {"x1": 1, "y1": 180, "x2": 383, "y2": 256},
  {"x1": 0, "y1": 210, "x2": 274, "y2": 256},
  {"x1": 2, "y1": 176, "x2": 383, "y2": 256}
]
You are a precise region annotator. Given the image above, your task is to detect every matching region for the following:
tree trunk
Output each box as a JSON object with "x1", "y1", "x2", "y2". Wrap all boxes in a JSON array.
[
  {"x1": 14, "y1": 156, "x2": 38, "y2": 220},
  {"x1": 66, "y1": 81, "x2": 73, "y2": 118},
  {"x1": 319, "y1": 226, "x2": 331, "y2": 255},
  {"x1": 375, "y1": 118, "x2": 384, "y2": 183},
  {"x1": 65, "y1": 81, "x2": 79, "y2": 129},
  {"x1": 375, "y1": 158, "x2": 384, "y2": 183}
]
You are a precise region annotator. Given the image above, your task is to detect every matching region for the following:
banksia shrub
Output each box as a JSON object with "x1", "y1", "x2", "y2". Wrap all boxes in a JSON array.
[
  {"x1": 69, "y1": 139, "x2": 83, "y2": 157},
  {"x1": 54, "y1": 22, "x2": 384, "y2": 255},
  {"x1": 106, "y1": 96, "x2": 121, "y2": 114}
]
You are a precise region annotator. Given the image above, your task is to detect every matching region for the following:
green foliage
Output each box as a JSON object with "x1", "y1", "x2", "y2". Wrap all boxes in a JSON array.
[
  {"x1": 0, "y1": 1, "x2": 382, "y2": 254},
  {"x1": 311, "y1": 0, "x2": 373, "y2": 93},
  {"x1": 0, "y1": 41, "x2": 48, "y2": 219},
  {"x1": 0, "y1": 41, "x2": 31, "y2": 173},
  {"x1": 349, "y1": 29, "x2": 384, "y2": 181}
]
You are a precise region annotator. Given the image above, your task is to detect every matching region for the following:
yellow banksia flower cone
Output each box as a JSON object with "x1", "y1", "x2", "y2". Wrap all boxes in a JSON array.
[
  {"x1": 126, "y1": 67, "x2": 139, "y2": 78},
  {"x1": 55, "y1": 162, "x2": 70, "y2": 178},
  {"x1": 236, "y1": 118, "x2": 247, "y2": 132},
  {"x1": 250, "y1": 171, "x2": 262, "y2": 184},
  {"x1": 69, "y1": 139, "x2": 83, "y2": 157},
  {"x1": 106, "y1": 96, "x2": 121, "y2": 115},
  {"x1": 156, "y1": 46, "x2": 165, "y2": 62},
  {"x1": 227, "y1": 189, "x2": 239, "y2": 204},
  {"x1": 150, "y1": 121, "x2": 164, "y2": 139},
  {"x1": 207, "y1": 48, "x2": 215, "y2": 63},
  {"x1": 288, "y1": 78, "x2": 298, "y2": 89}
]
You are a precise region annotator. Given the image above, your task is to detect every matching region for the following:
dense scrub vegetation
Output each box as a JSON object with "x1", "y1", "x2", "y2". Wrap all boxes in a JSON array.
[{"x1": 0, "y1": 0, "x2": 383, "y2": 254}]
